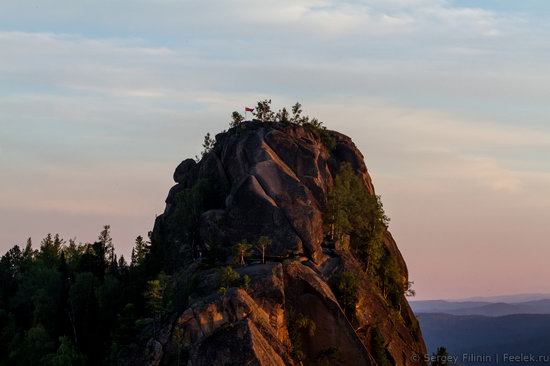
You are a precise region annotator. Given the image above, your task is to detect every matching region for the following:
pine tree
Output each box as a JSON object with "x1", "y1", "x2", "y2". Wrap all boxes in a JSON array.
[
  {"x1": 432, "y1": 347, "x2": 450, "y2": 366},
  {"x1": 332, "y1": 271, "x2": 360, "y2": 318},
  {"x1": 230, "y1": 111, "x2": 245, "y2": 127},
  {"x1": 254, "y1": 99, "x2": 275, "y2": 122},
  {"x1": 233, "y1": 240, "x2": 252, "y2": 266},
  {"x1": 291, "y1": 102, "x2": 303, "y2": 124},
  {"x1": 276, "y1": 107, "x2": 290, "y2": 124},
  {"x1": 144, "y1": 273, "x2": 171, "y2": 336},
  {"x1": 131, "y1": 235, "x2": 150, "y2": 266},
  {"x1": 255, "y1": 236, "x2": 271, "y2": 264},
  {"x1": 201, "y1": 133, "x2": 215, "y2": 159},
  {"x1": 98, "y1": 225, "x2": 114, "y2": 264},
  {"x1": 371, "y1": 327, "x2": 391, "y2": 366},
  {"x1": 39, "y1": 233, "x2": 63, "y2": 266},
  {"x1": 326, "y1": 163, "x2": 389, "y2": 276},
  {"x1": 51, "y1": 336, "x2": 86, "y2": 366},
  {"x1": 22, "y1": 237, "x2": 35, "y2": 267}
]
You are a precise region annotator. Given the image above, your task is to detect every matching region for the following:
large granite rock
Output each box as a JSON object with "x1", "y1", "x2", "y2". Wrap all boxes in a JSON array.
[
  {"x1": 155, "y1": 121, "x2": 375, "y2": 262},
  {"x1": 148, "y1": 121, "x2": 426, "y2": 365}
]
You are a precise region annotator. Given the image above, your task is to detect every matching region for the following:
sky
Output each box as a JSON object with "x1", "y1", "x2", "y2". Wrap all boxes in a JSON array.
[{"x1": 1, "y1": 0, "x2": 549, "y2": 300}]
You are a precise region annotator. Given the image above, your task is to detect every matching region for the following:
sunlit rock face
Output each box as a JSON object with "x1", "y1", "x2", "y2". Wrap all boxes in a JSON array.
[{"x1": 146, "y1": 121, "x2": 426, "y2": 366}]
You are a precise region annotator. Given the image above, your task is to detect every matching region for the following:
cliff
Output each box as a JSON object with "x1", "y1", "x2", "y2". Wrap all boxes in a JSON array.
[{"x1": 144, "y1": 120, "x2": 426, "y2": 365}]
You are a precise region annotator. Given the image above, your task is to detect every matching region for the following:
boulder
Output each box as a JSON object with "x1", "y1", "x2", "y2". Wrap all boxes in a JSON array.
[{"x1": 173, "y1": 158, "x2": 197, "y2": 186}]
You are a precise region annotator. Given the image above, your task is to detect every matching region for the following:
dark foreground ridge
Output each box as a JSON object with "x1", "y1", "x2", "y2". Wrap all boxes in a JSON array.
[{"x1": 136, "y1": 120, "x2": 426, "y2": 365}]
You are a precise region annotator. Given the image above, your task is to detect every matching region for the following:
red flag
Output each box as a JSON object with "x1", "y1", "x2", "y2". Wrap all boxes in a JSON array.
[{"x1": 245, "y1": 107, "x2": 254, "y2": 112}]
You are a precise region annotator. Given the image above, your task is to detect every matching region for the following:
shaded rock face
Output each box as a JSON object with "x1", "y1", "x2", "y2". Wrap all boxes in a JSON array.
[
  {"x1": 283, "y1": 261, "x2": 375, "y2": 365},
  {"x1": 150, "y1": 121, "x2": 426, "y2": 365},
  {"x1": 155, "y1": 121, "x2": 374, "y2": 263}
]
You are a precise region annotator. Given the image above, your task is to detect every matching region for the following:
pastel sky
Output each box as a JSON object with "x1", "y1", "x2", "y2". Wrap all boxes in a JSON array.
[{"x1": 1, "y1": 0, "x2": 549, "y2": 300}]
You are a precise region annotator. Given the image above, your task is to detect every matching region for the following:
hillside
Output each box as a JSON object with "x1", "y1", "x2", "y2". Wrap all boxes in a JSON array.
[{"x1": 418, "y1": 313, "x2": 550, "y2": 365}]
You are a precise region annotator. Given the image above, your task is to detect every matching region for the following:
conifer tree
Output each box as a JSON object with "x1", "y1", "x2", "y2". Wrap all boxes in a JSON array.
[
  {"x1": 254, "y1": 99, "x2": 275, "y2": 122},
  {"x1": 98, "y1": 225, "x2": 115, "y2": 264},
  {"x1": 233, "y1": 240, "x2": 252, "y2": 266},
  {"x1": 230, "y1": 111, "x2": 245, "y2": 127},
  {"x1": 256, "y1": 236, "x2": 272, "y2": 264}
]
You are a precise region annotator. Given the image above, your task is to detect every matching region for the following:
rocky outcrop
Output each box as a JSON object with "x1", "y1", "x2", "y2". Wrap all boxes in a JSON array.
[
  {"x1": 155, "y1": 121, "x2": 374, "y2": 262},
  {"x1": 171, "y1": 287, "x2": 292, "y2": 366},
  {"x1": 149, "y1": 121, "x2": 426, "y2": 365},
  {"x1": 283, "y1": 261, "x2": 375, "y2": 365}
]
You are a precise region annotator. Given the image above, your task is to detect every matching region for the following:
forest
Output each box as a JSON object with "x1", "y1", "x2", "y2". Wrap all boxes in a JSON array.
[
  {"x1": 0, "y1": 103, "x2": 415, "y2": 365},
  {"x1": 0, "y1": 226, "x2": 160, "y2": 365}
]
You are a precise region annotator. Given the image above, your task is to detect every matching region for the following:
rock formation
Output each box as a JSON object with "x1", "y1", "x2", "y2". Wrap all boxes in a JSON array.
[{"x1": 146, "y1": 120, "x2": 426, "y2": 365}]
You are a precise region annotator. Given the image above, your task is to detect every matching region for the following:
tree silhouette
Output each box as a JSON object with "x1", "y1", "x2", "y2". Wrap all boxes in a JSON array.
[
  {"x1": 255, "y1": 236, "x2": 272, "y2": 264},
  {"x1": 233, "y1": 240, "x2": 252, "y2": 266},
  {"x1": 254, "y1": 99, "x2": 275, "y2": 122},
  {"x1": 230, "y1": 111, "x2": 244, "y2": 127}
]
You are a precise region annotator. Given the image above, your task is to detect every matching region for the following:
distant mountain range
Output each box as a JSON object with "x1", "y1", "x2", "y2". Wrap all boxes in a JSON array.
[
  {"x1": 418, "y1": 313, "x2": 550, "y2": 365},
  {"x1": 411, "y1": 298, "x2": 550, "y2": 316},
  {"x1": 414, "y1": 295, "x2": 550, "y2": 365},
  {"x1": 445, "y1": 293, "x2": 550, "y2": 303}
]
